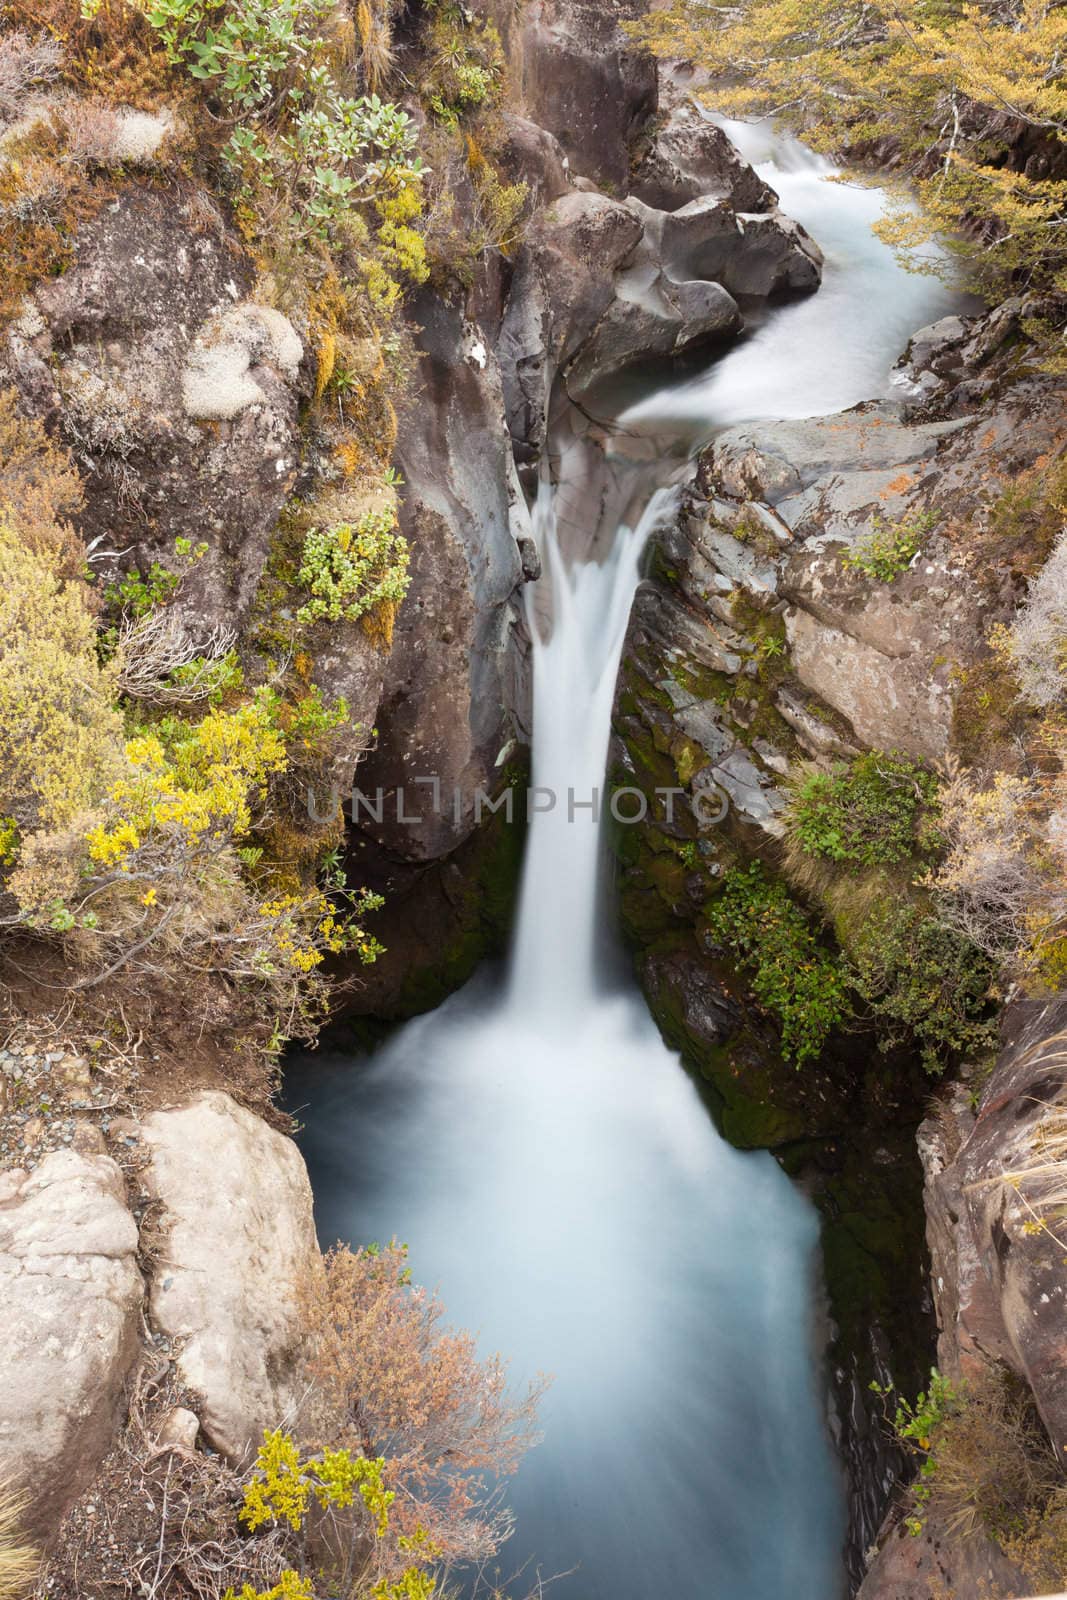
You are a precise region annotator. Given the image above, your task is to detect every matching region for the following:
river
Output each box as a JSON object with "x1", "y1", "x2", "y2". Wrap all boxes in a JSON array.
[{"x1": 285, "y1": 123, "x2": 968, "y2": 1600}]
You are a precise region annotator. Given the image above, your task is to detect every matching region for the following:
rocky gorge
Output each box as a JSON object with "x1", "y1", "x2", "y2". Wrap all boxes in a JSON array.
[{"x1": 0, "y1": 0, "x2": 1065, "y2": 1595}]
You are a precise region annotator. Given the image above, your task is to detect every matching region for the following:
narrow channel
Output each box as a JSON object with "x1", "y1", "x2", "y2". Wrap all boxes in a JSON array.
[{"x1": 286, "y1": 124, "x2": 968, "y2": 1599}]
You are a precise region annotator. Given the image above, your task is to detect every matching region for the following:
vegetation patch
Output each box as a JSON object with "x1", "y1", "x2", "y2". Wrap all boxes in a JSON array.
[
  {"x1": 840, "y1": 511, "x2": 936, "y2": 584},
  {"x1": 785, "y1": 750, "x2": 939, "y2": 870},
  {"x1": 703, "y1": 861, "x2": 850, "y2": 1066}
]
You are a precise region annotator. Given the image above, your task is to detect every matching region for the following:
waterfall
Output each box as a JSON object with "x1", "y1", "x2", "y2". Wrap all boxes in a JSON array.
[
  {"x1": 287, "y1": 127, "x2": 973, "y2": 1600},
  {"x1": 507, "y1": 474, "x2": 678, "y2": 1017}
]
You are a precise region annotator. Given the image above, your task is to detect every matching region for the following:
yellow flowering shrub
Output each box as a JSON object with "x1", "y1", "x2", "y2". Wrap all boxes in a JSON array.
[
  {"x1": 240, "y1": 1431, "x2": 396, "y2": 1538},
  {"x1": 0, "y1": 518, "x2": 124, "y2": 834},
  {"x1": 223, "y1": 1574, "x2": 315, "y2": 1600}
]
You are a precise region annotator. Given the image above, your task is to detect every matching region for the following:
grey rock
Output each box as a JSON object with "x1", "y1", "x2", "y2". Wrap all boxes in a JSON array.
[
  {"x1": 141, "y1": 1092, "x2": 319, "y2": 1465},
  {"x1": 0, "y1": 1152, "x2": 142, "y2": 1539}
]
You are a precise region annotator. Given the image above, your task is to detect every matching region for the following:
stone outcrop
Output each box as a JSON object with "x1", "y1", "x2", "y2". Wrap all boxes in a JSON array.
[
  {"x1": 4, "y1": 187, "x2": 307, "y2": 639},
  {"x1": 0, "y1": 1152, "x2": 142, "y2": 1538},
  {"x1": 140, "y1": 1092, "x2": 319, "y2": 1464},
  {"x1": 921, "y1": 995, "x2": 1067, "y2": 1449},
  {"x1": 858, "y1": 997, "x2": 1067, "y2": 1599},
  {"x1": 631, "y1": 90, "x2": 778, "y2": 214}
]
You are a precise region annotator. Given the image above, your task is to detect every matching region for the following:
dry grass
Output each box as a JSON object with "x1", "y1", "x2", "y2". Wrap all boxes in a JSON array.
[
  {"x1": 983, "y1": 1029, "x2": 1067, "y2": 1249},
  {"x1": 927, "y1": 1368, "x2": 1058, "y2": 1545},
  {"x1": 0, "y1": 1481, "x2": 38, "y2": 1600}
]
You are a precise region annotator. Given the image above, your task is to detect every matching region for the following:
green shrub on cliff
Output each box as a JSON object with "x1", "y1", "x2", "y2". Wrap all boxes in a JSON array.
[
  {"x1": 840, "y1": 512, "x2": 936, "y2": 584},
  {"x1": 704, "y1": 862, "x2": 850, "y2": 1065},
  {"x1": 296, "y1": 508, "x2": 410, "y2": 628},
  {"x1": 849, "y1": 902, "x2": 998, "y2": 1076},
  {"x1": 785, "y1": 751, "x2": 939, "y2": 869}
]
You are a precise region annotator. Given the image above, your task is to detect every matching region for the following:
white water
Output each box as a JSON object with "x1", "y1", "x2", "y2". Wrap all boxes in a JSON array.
[{"x1": 288, "y1": 129, "x2": 974, "y2": 1599}]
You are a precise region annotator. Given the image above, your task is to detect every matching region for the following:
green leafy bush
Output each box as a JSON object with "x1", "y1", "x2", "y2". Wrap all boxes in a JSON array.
[
  {"x1": 841, "y1": 512, "x2": 936, "y2": 583},
  {"x1": 849, "y1": 902, "x2": 998, "y2": 1075},
  {"x1": 871, "y1": 1368, "x2": 958, "y2": 1535},
  {"x1": 786, "y1": 751, "x2": 939, "y2": 868},
  {"x1": 704, "y1": 862, "x2": 850, "y2": 1065},
  {"x1": 296, "y1": 509, "x2": 410, "y2": 626}
]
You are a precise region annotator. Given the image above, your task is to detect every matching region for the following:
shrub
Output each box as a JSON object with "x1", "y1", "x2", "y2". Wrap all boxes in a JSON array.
[
  {"x1": 785, "y1": 751, "x2": 939, "y2": 868},
  {"x1": 840, "y1": 511, "x2": 935, "y2": 584},
  {"x1": 849, "y1": 901, "x2": 998, "y2": 1075},
  {"x1": 995, "y1": 530, "x2": 1067, "y2": 710},
  {"x1": 703, "y1": 861, "x2": 850, "y2": 1065},
  {"x1": 296, "y1": 509, "x2": 410, "y2": 627},
  {"x1": 922, "y1": 765, "x2": 1065, "y2": 968},
  {"x1": 423, "y1": 1, "x2": 504, "y2": 127},
  {"x1": 141, "y1": 0, "x2": 425, "y2": 251},
  {"x1": 0, "y1": 30, "x2": 61, "y2": 121},
  {"x1": 298, "y1": 1241, "x2": 546, "y2": 1568},
  {"x1": 0, "y1": 518, "x2": 123, "y2": 834},
  {"x1": 877, "y1": 1365, "x2": 1063, "y2": 1555}
]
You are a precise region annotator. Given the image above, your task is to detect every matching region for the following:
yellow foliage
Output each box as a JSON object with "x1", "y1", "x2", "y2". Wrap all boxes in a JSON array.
[
  {"x1": 628, "y1": 0, "x2": 1067, "y2": 298},
  {"x1": 240, "y1": 1429, "x2": 396, "y2": 1538},
  {"x1": 223, "y1": 1574, "x2": 314, "y2": 1600},
  {"x1": 0, "y1": 518, "x2": 123, "y2": 833}
]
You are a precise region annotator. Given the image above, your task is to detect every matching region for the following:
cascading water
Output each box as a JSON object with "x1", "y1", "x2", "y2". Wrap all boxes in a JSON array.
[{"x1": 287, "y1": 129, "x2": 972, "y2": 1599}]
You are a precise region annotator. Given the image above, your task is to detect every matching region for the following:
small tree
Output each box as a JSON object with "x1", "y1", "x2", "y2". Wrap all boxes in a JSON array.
[{"x1": 299, "y1": 1243, "x2": 546, "y2": 1570}]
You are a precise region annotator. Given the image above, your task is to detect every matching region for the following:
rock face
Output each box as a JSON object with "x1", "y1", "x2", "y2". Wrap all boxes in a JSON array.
[
  {"x1": 856, "y1": 1517, "x2": 1027, "y2": 1600},
  {"x1": 0, "y1": 1152, "x2": 142, "y2": 1539},
  {"x1": 353, "y1": 292, "x2": 530, "y2": 864},
  {"x1": 922, "y1": 995, "x2": 1067, "y2": 1449},
  {"x1": 4, "y1": 187, "x2": 306, "y2": 638},
  {"x1": 518, "y1": 0, "x2": 657, "y2": 190},
  {"x1": 140, "y1": 1092, "x2": 319, "y2": 1464},
  {"x1": 858, "y1": 997, "x2": 1067, "y2": 1600}
]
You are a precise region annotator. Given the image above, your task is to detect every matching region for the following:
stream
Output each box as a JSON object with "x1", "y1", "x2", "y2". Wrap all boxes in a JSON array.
[{"x1": 286, "y1": 124, "x2": 968, "y2": 1599}]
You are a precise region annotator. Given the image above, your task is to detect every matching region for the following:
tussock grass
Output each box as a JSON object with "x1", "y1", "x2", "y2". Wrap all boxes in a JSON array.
[{"x1": 0, "y1": 1480, "x2": 38, "y2": 1600}]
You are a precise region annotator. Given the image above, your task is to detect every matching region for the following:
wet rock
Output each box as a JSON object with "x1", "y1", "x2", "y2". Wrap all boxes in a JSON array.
[
  {"x1": 636, "y1": 195, "x2": 823, "y2": 297},
  {"x1": 0, "y1": 1152, "x2": 142, "y2": 1539},
  {"x1": 140, "y1": 1091, "x2": 319, "y2": 1465},
  {"x1": 631, "y1": 92, "x2": 778, "y2": 214}
]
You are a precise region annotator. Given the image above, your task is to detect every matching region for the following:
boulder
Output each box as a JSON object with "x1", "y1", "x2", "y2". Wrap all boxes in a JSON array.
[
  {"x1": 140, "y1": 1091, "x2": 320, "y2": 1464},
  {"x1": 499, "y1": 112, "x2": 572, "y2": 206},
  {"x1": 0, "y1": 1152, "x2": 142, "y2": 1539},
  {"x1": 499, "y1": 189, "x2": 644, "y2": 460},
  {"x1": 635, "y1": 195, "x2": 823, "y2": 298},
  {"x1": 4, "y1": 186, "x2": 306, "y2": 639},
  {"x1": 518, "y1": 0, "x2": 657, "y2": 191},
  {"x1": 857, "y1": 1512, "x2": 1027, "y2": 1600},
  {"x1": 631, "y1": 93, "x2": 778, "y2": 214}
]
